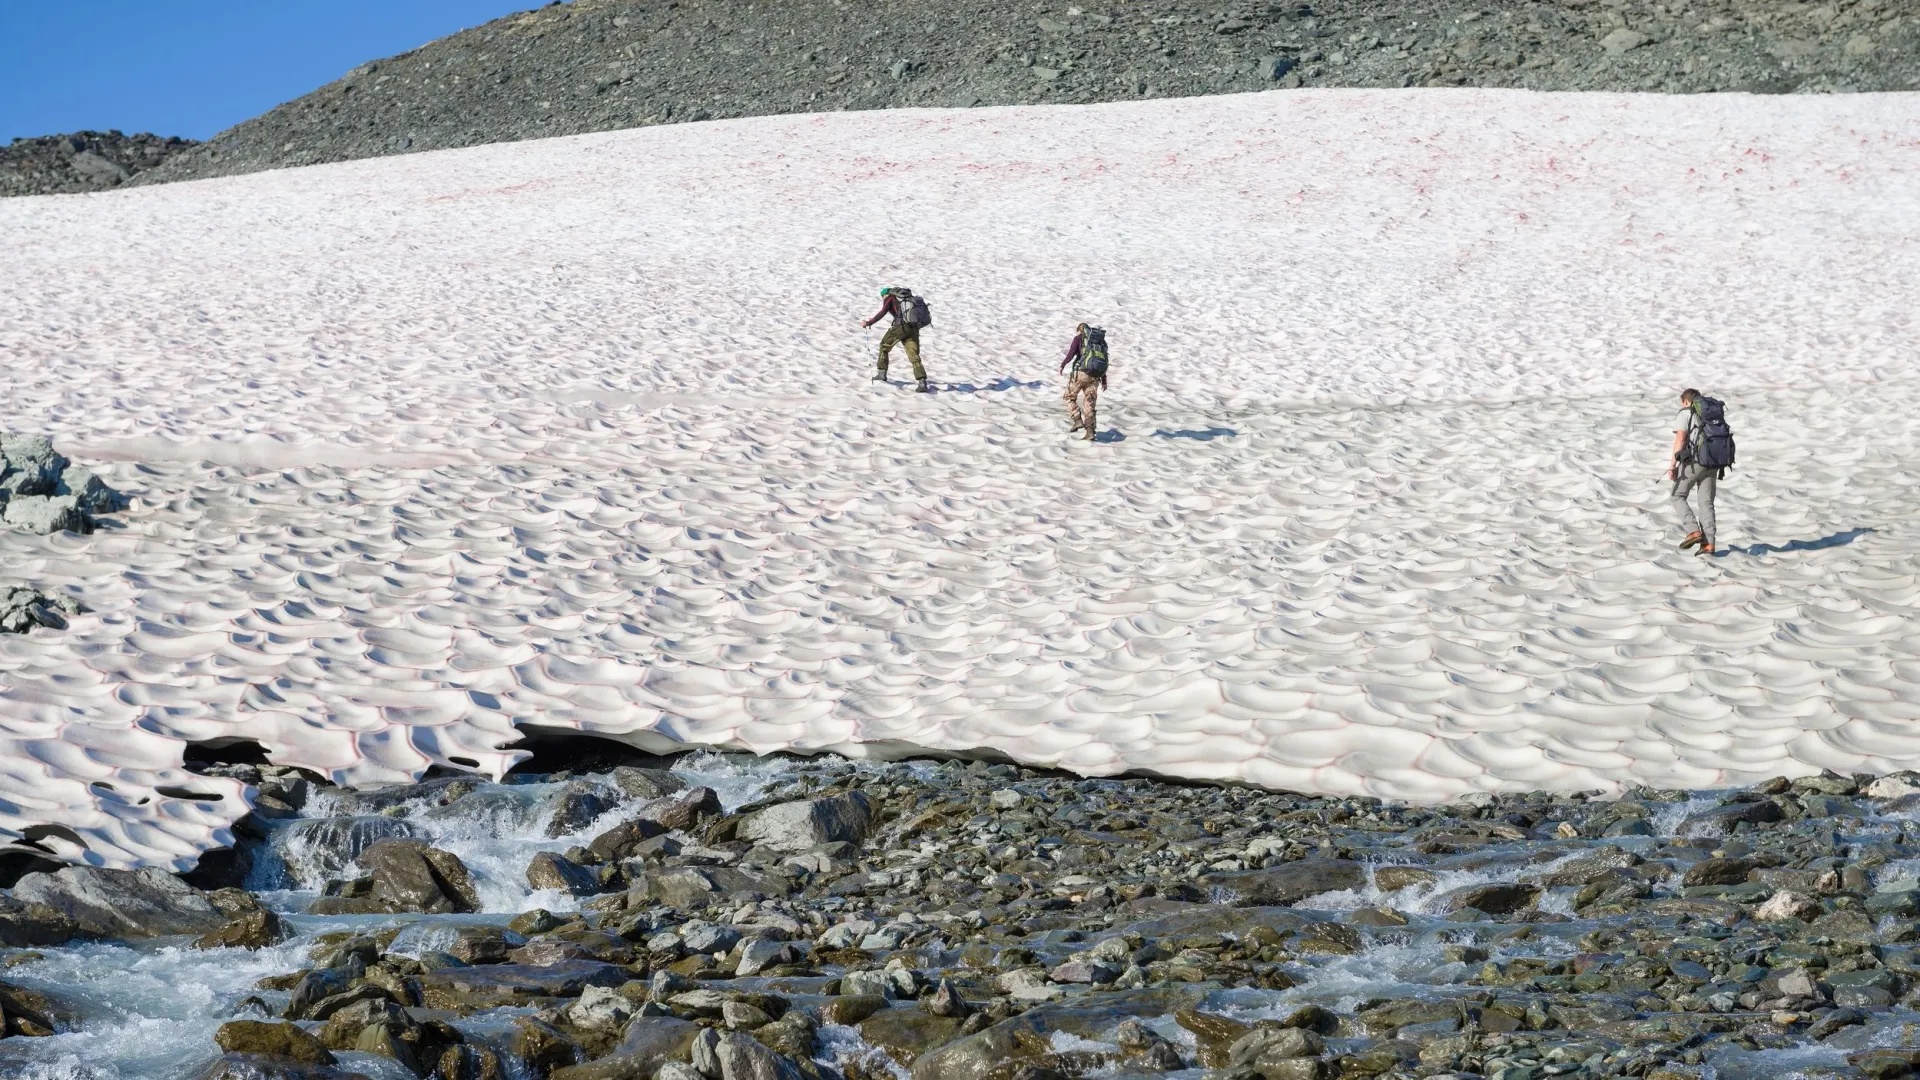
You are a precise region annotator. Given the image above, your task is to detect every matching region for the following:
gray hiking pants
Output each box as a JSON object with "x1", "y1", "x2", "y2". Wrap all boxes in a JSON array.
[{"x1": 1671, "y1": 463, "x2": 1718, "y2": 546}]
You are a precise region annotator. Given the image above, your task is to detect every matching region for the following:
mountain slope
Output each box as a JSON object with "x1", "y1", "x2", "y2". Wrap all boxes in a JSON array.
[{"x1": 132, "y1": 0, "x2": 1919, "y2": 188}]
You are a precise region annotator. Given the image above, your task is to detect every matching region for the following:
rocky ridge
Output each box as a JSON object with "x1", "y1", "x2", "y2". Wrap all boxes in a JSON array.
[
  {"x1": 86, "y1": 0, "x2": 1920, "y2": 192},
  {"x1": 8, "y1": 754, "x2": 1920, "y2": 1079},
  {"x1": 0, "y1": 131, "x2": 197, "y2": 197}
]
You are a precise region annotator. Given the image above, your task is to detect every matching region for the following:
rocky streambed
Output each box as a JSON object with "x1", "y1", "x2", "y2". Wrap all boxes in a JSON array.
[{"x1": 6, "y1": 752, "x2": 1920, "y2": 1080}]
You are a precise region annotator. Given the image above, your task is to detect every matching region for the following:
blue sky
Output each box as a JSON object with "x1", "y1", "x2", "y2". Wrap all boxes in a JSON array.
[{"x1": 1, "y1": 1, "x2": 541, "y2": 143}]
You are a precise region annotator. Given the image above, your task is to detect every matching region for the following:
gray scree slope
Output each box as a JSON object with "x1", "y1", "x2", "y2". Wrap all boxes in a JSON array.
[{"x1": 114, "y1": 0, "x2": 1916, "y2": 190}]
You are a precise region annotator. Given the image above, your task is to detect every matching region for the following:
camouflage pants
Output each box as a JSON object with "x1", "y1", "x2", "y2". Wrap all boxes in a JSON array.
[
  {"x1": 878, "y1": 323, "x2": 925, "y2": 381},
  {"x1": 1065, "y1": 372, "x2": 1100, "y2": 435}
]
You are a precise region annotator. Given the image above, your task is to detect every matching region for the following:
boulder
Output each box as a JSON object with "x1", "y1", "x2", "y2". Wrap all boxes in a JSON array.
[
  {"x1": 588, "y1": 818, "x2": 667, "y2": 864},
  {"x1": 3, "y1": 494, "x2": 89, "y2": 534},
  {"x1": 1437, "y1": 883, "x2": 1540, "y2": 915},
  {"x1": 1678, "y1": 799, "x2": 1784, "y2": 836},
  {"x1": 643, "y1": 786, "x2": 723, "y2": 833},
  {"x1": 1228, "y1": 1025, "x2": 1323, "y2": 1067},
  {"x1": 194, "y1": 909, "x2": 288, "y2": 950},
  {"x1": 712, "y1": 1031, "x2": 809, "y2": 1080},
  {"x1": 434, "y1": 1045, "x2": 509, "y2": 1080},
  {"x1": 611, "y1": 767, "x2": 686, "y2": 800},
  {"x1": 1199, "y1": 859, "x2": 1367, "y2": 907},
  {"x1": 527, "y1": 851, "x2": 601, "y2": 896},
  {"x1": 0, "y1": 894, "x2": 79, "y2": 947},
  {"x1": 737, "y1": 791, "x2": 875, "y2": 853},
  {"x1": 448, "y1": 925, "x2": 518, "y2": 965},
  {"x1": 0, "y1": 436, "x2": 64, "y2": 498},
  {"x1": 1681, "y1": 858, "x2": 1756, "y2": 888},
  {"x1": 546, "y1": 782, "x2": 617, "y2": 838},
  {"x1": 216, "y1": 1020, "x2": 336, "y2": 1065},
  {"x1": 11, "y1": 866, "x2": 227, "y2": 938},
  {"x1": 358, "y1": 839, "x2": 480, "y2": 913},
  {"x1": 511, "y1": 1015, "x2": 582, "y2": 1078},
  {"x1": 275, "y1": 816, "x2": 418, "y2": 887},
  {"x1": 857, "y1": 1008, "x2": 962, "y2": 1065}
]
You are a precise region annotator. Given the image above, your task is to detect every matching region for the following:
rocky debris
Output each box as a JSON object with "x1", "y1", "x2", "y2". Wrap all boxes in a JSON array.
[
  {"x1": 78, "y1": 0, "x2": 1918, "y2": 194},
  {"x1": 10, "y1": 866, "x2": 227, "y2": 939},
  {"x1": 0, "y1": 586, "x2": 82, "y2": 635},
  {"x1": 31, "y1": 755, "x2": 1920, "y2": 1080},
  {"x1": 0, "y1": 434, "x2": 128, "y2": 535},
  {"x1": 0, "y1": 131, "x2": 196, "y2": 197}
]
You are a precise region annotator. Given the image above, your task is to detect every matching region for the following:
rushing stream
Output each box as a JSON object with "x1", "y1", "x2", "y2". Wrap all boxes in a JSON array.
[{"x1": 3, "y1": 753, "x2": 1920, "y2": 1080}]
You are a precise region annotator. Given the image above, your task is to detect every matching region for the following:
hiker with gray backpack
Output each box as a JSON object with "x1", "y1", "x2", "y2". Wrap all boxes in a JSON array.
[
  {"x1": 862, "y1": 286, "x2": 932, "y2": 393},
  {"x1": 1667, "y1": 387, "x2": 1736, "y2": 556},
  {"x1": 1059, "y1": 323, "x2": 1109, "y2": 441}
]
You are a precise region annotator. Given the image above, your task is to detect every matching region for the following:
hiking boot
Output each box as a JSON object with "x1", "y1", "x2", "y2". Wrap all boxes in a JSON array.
[
  {"x1": 1697, "y1": 542, "x2": 1716, "y2": 556},
  {"x1": 1082, "y1": 429, "x2": 1096, "y2": 441},
  {"x1": 1678, "y1": 531, "x2": 1704, "y2": 550},
  {"x1": 872, "y1": 370, "x2": 888, "y2": 382},
  {"x1": 915, "y1": 379, "x2": 930, "y2": 394}
]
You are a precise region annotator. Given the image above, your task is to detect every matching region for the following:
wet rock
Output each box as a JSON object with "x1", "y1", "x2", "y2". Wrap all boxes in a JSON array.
[
  {"x1": 435, "y1": 1045, "x2": 508, "y2": 1080},
  {"x1": 11, "y1": 866, "x2": 227, "y2": 939},
  {"x1": 276, "y1": 816, "x2": 418, "y2": 887},
  {"x1": 737, "y1": 790, "x2": 874, "y2": 852},
  {"x1": 511, "y1": 1016, "x2": 583, "y2": 1078},
  {"x1": 0, "y1": 978, "x2": 70, "y2": 1037},
  {"x1": 1228, "y1": 1024, "x2": 1323, "y2": 1067},
  {"x1": 610, "y1": 766, "x2": 686, "y2": 800},
  {"x1": 449, "y1": 925, "x2": 519, "y2": 964},
  {"x1": 0, "y1": 895, "x2": 79, "y2": 947},
  {"x1": 823, "y1": 994, "x2": 889, "y2": 1025},
  {"x1": 858, "y1": 1007, "x2": 963, "y2": 1064},
  {"x1": 216, "y1": 1020, "x2": 336, "y2": 1065},
  {"x1": 193, "y1": 1055, "x2": 374, "y2": 1080},
  {"x1": 644, "y1": 786, "x2": 723, "y2": 832},
  {"x1": 528, "y1": 851, "x2": 601, "y2": 896},
  {"x1": 1678, "y1": 798, "x2": 1784, "y2": 836},
  {"x1": 358, "y1": 839, "x2": 481, "y2": 913},
  {"x1": 1199, "y1": 859, "x2": 1366, "y2": 906},
  {"x1": 1370, "y1": 866, "x2": 1437, "y2": 892},
  {"x1": 925, "y1": 978, "x2": 971, "y2": 1018},
  {"x1": 419, "y1": 961, "x2": 629, "y2": 1009},
  {"x1": 1681, "y1": 857, "x2": 1756, "y2": 887},
  {"x1": 588, "y1": 817, "x2": 667, "y2": 864},
  {"x1": 633, "y1": 865, "x2": 788, "y2": 907},
  {"x1": 546, "y1": 782, "x2": 618, "y2": 837},
  {"x1": 194, "y1": 909, "x2": 288, "y2": 950},
  {"x1": 712, "y1": 1030, "x2": 809, "y2": 1080},
  {"x1": 1437, "y1": 882, "x2": 1539, "y2": 915}
]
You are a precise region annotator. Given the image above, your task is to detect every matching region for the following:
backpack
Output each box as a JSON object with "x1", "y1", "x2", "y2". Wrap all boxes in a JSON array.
[
  {"x1": 1692, "y1": 397, "x2": 1736, "y2": 470},
  {"x1": 896, "y1": 290, "x2": 931, "y2": 329},
  {"x1": 1077, "y1": 327, "x2": 1108, "y2": 377}
]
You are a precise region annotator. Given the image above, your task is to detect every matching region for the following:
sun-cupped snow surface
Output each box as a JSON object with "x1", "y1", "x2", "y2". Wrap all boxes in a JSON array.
[{"x1": 1, "y1": 90, "x2": 1919, "y2": 870}]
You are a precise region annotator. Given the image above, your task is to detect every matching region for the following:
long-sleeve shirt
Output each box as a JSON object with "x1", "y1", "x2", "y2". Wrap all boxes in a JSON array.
[
  {"x1": 866, "y1": 294, "x2": 902, "y2": 327},
  {"x1": 1060, "y1": 333, "x2": 1084, "y2": 370}
]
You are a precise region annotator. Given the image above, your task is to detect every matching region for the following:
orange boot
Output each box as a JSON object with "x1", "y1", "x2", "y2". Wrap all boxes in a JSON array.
[{"x1": 1678, "y1": 531, "x2": 1704, "y2": 550}]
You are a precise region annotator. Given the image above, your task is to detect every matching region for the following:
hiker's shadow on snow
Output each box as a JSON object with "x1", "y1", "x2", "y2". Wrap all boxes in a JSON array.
[
  {"x1": 1739, "y1": 528, "x2": 1874, "y2": 556},
  {"x1": 1151, "y1": 427, "x2": 1237, "y2": 442},
  {"x1": 1093, "y1": 429, "x2": 1126, "y2": 443},
  {"x1": 945, "y1": 377, "x2": 1047, "y2": 393}
]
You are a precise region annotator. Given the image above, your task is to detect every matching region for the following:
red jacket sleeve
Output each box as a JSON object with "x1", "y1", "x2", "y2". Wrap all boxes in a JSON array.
[
  {"x1": 1061, "y1": 333, "x2": 1083, "y2": 367},
  {"x1": 869, "y1": 295, "x2": 897, "y2": 324}
]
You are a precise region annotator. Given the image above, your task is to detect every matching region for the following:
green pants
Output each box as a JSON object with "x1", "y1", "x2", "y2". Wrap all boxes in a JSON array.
[{"x1": 878, "y1": 323, "x2": 926, "y2": 381}]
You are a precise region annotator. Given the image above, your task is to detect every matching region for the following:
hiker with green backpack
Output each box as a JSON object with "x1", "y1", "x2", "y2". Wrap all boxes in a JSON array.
[
  {"x1": 1667, "y1": 387, "x2": 1737, "y2": 556},
  {"x1": 862, "y1": 286, "x2": 932, "y2": 393},
  {"x1": 1059, "y1": 323, "x2": 1109, "y2": 441}
]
